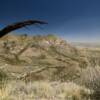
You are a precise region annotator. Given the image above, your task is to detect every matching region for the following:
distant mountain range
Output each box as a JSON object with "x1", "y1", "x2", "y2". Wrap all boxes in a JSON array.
[{"x1": 71, "y1": 42, "x2": 100, "y2": 49}]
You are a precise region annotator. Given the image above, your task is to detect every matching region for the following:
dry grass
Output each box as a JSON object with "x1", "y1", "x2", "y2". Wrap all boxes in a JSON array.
[
  {"x1": 0, "y1": 81, "x2": 91, "y2": 100},
  {"x1": 0, "y1": 34, "x2": 99, "y2": 100}
]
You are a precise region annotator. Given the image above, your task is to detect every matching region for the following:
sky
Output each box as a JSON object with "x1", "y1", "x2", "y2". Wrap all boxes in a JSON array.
[{"x1": 0, "y1": 0, "x2": 100, "y2": 43}]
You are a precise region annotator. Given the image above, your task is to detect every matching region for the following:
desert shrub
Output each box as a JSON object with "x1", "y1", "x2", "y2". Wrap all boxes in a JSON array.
[
  {"x1": 0, "y1": 70, "x2": 7, "y2": 82},
  {"x1": 51, "y1": 65, "x2": 80, "y2": 82},
  {"x1": 0, "y1": 69, "x2": 8, "y2": 88},
  {"x1": 38, "y1": 54, "x2": 46, "y2": 59},
  {"x1": 20, "y1": 34, "x2": 28, "y2": 40},
  {"x1": 47, "y1": 34, "x2": 57, "y2": 40}
]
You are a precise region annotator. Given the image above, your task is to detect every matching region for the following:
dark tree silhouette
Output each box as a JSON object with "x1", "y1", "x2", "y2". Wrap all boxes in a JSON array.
[{"x1": 0, "y1": 20, "x2": 47, "y2": 38}]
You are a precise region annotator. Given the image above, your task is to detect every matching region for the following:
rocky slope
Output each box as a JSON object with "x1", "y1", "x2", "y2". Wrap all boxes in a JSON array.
[{"x1": 0, "y1": 34, "x2": 99, "y2": 82}]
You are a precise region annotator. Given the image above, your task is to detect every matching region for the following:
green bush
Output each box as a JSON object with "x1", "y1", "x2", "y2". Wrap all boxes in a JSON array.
[{"x1": 47, "y1": 34, "x2": 57, "y2": 40}]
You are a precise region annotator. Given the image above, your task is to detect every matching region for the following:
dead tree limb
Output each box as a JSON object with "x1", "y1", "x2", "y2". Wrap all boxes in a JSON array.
[{"x1": 0, "y1": 20, "x2": 47, "y2": 38}]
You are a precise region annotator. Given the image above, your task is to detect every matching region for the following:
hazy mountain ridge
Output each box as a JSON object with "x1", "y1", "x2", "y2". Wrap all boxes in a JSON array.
[{"x1": 72, "y1": 42, "x2": 100, "y2": 49}]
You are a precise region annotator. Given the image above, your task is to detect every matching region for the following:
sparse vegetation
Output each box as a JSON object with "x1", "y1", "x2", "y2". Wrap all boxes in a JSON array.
[
  {"x1": 0, "y1": 81, "x2": 91, "y2": 100},
  {"x1": 0, "y1": 34, "x2": 100, "y2": 99}
]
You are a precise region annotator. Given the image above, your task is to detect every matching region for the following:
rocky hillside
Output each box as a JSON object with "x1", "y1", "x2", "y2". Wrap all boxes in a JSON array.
[{"x1": 0, "y1": 34, "x2": 99, "y2": 82}]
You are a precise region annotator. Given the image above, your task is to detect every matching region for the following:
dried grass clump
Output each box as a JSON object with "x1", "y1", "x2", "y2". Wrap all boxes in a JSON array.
[
  {"x1": 0, "y1": 81, "x2": 91, "y2": 100},
  {"x1": 80, "y1": 66, "x2": 100, "y2": 89},
  {"x1": 80, "y1": 66, "x2": 100, "y2": 100},
  {"x1": 0, "y1": 69, "x2": 8, "y2": 87}
]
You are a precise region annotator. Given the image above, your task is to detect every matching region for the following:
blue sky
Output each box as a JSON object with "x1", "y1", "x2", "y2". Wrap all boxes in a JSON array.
[{"x1": 0, "y1": 0, "x2": 100, "y2": 42}]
